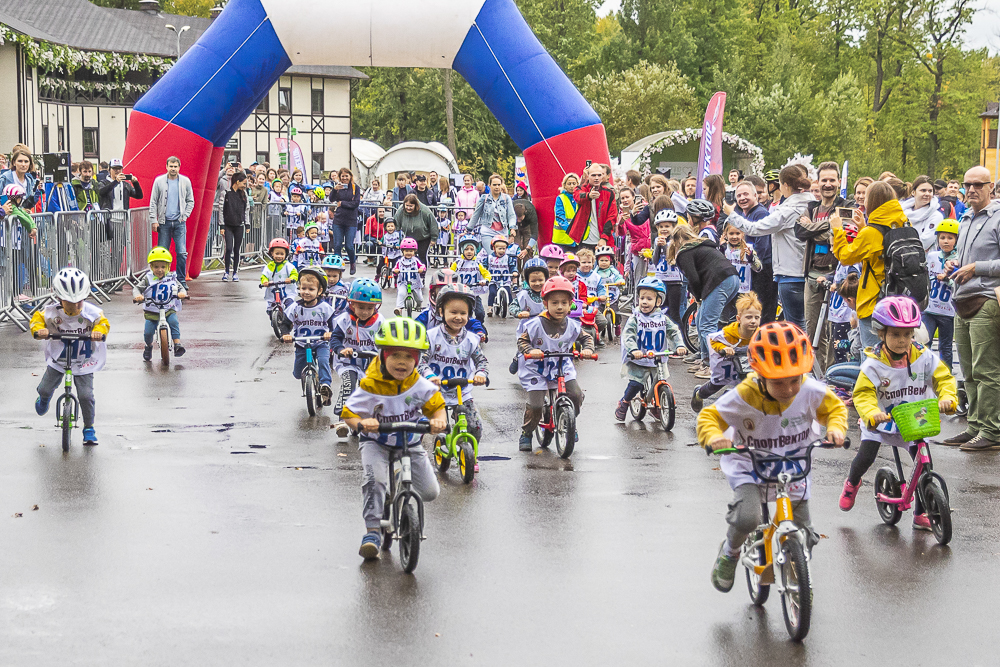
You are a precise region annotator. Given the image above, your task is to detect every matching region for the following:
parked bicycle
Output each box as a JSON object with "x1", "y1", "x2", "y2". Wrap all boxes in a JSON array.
[{"x1": 706, "y1": 437, "x2": 851, "y2": 642}]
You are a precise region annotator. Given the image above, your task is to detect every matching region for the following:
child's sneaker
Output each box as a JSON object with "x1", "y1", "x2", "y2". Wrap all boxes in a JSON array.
[
  {"x1": 174, "y1": 344, "x2": 186, "y2": 357},
  {"x1": 222, "y1": 272, "x2": 229, "y2": 282},
  {"x1": 683, "y1": 353, "x2": 700, "y2": 364},
  {"x1": 359, "y1": 532, "x2": 381, "y2": 559},
  {"x1": 839, "y1": 478, "x2": 861, "y2": 511},
  {"x1": 82, "y1": 427, "x2": 98, "y2": 446},
  {"x1": 142, "y1": 345, "x2": 153, "y2": 361},
  {"x1": 519, "y1": 432, "x2": 532, "y2": 451},
  {"x1": 232, "y1": 274, "x2": 240, "y2": 282},
  {"x1": 508, "y1": 356, "x2": 518, "y2": 374},
  {"x1": 35, "y1": 395, "x2": 50, "y2": 416},
  {"x1": 711, "y1": 541, "x2": 738, "y2": 593},
  {"x1": 320, "y1": 384, "x2": 333, "y2": 405},
  {"x1": 913, "y1": 513, "x2": 932, "y2": 531},
  {"x1": 694, "y1": 365, "x2": 712, "y2": 379},
  {"x1": 334, "y1": 422, "x2": 351, "y2": 438},
  {"x1": 614, "y1": 399, "x2": 628, "y2": 421},
  {"x1": 691, "y1": 386, "x2": 704, "y2": 411}
]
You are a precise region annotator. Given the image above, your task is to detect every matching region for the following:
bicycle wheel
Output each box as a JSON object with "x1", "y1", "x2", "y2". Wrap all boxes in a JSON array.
[
  {"x1": 159, "y1": 327, "x2": 170, "y2": 364},
  {"x1": 458, "y1": 439, "x2": 476, "y2": 484},
  {"x1": 380, "y1": 495, "x2": 393, "y2": 552},
  {"x1": 682, "y1": 302, "x2": 699, "y2": 353},
  {"x1": 498, "y1": 289, "x2": 509, "y2": 319},
  {"x1": 270, "y1": 309, "x2": 283, "y2": 340},
  {"x1": 629, "y1": 396, "x2": 646, "y2": 421},
  {"x1": 779, "y1": 537, "x2": 811, "y2": 641},
  {"x1": 536, "y1": 395, "x2": 554, "y2": 448},
  {"x1": 398, "y1": 500, "x2": 421, "y2": 573},
  {"x1": 922, "y1": 479, "x2": 952, "y2": 545},
  {"x1": 60, "y1": 397, "x2": 72, "y2": 452},
  {"x1": 554, "y1": 396, "x2": 576, "y2": 459},
  {"x1": 657, "y1": 384, "x2": 676, "y2": 432},
  {"x1": 745, "y1": 529, "x2": 770, "y2": 606},
  {"x1": 433, "y1": 435, "x2": 451, "y2": 472},
  {"x1": 874, "y1": 467, "x2": 903, "y2": 526},
  {"x1": 304, "y1": 369, "x2": 318, "y2": 417}
]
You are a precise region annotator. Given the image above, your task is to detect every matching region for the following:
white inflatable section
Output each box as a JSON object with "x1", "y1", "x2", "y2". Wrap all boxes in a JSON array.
[{"x1": 260, "y1": 0, "x2": 487, "y2": 68}]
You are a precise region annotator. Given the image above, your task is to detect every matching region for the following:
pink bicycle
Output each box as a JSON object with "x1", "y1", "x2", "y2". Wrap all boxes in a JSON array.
[{"x1": 873, "y1": 401, "x2": 952, "y2": 545}]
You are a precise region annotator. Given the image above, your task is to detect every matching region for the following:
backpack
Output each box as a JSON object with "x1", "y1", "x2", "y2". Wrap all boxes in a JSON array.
[{"x1": 873, "y1": 224, "x2": 930, "y2": 309}]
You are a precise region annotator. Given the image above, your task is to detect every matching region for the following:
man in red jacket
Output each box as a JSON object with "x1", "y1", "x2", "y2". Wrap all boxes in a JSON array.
[{"x1": 568, "y1": 164, "x2": 617, "y2": 250}]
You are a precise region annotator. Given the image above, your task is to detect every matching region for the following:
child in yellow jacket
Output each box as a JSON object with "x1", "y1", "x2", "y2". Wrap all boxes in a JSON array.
[{"x1": 838, "y1": 296, "x2": 956, "y2": 530}]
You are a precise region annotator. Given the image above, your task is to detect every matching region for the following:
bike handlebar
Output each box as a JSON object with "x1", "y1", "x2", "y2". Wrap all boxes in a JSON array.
[
  {"x1": 377, "y1": 421, "x2": 432, "y2": 434},
  {"x1": 706, "y1": 438, "x2": 852, "y2": 483},
  {"x1": 259, "y1": 280, "x2": 295, "y2": 288},
  {"x1": 37, "y1": 332, "x2": 106, "y2": 341},
  {"x1": 523, "y1": 351, "x2": 597, "y2": 360},
  {"x1": 440, "y1": 377, "x2": 470, "y2": 388},
  {"x1": 341, "y1": 349, "x2": 378, "y2": 359},
  {"x1": 290, "y1": 335, "x2": 327, "y2": 344}
]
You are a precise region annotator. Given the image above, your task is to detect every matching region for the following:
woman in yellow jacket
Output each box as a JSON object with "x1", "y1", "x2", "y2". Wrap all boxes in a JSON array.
[{"x1": 831, "y1": 180, "x2": 908, "y2": 349}]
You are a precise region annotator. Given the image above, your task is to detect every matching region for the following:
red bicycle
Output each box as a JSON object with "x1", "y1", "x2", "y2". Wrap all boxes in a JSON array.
[
  {"x1": 527, "y1": 350, "x2": 596, "y2": 459},
  {"x1": 259, "y1": 280, "x2": 293, "y2": 340}
]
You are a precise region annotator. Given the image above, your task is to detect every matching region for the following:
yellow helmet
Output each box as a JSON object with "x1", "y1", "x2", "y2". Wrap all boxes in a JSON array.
[
  {"x1": 935, "y1": 219, "x2": 959, "y2": 236},
  {"x1": 375, "y1": 317, "x2": 429, "y2": 351},
  {"x1": 148, "y1": 247, "x2": 173, "y2": 264}
]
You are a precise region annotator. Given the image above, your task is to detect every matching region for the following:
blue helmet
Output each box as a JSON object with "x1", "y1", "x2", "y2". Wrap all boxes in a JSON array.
[
  {"x1": 321, "y1": 254, "x2": 345, "y2": 270},
  {"x1": 506, "y1": 242, "x2": 521, "y2": 257},
  {"x1": 636, "y1": 277, "x2": 666, "y2": 304},
  {"x1": 522, "y1": 257, "x2": 548, "y2": 280},
  {"x1": 348, "y1": 278, "x2": 382, "y2": 304},
  {"x1": 458, "y1": 234, "x2": 480, "y2": 252}
]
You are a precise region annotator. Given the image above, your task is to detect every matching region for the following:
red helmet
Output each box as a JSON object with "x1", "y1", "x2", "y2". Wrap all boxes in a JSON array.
[
  {"x1": 268, "y1": 238, "x2": 290, "y2": 255},
  {"x1": 843, "y1": 222, "x2": 859, "y2": 243},
  {"x1": 541, "y1": 276, "x2": 575, "y2": 300}
]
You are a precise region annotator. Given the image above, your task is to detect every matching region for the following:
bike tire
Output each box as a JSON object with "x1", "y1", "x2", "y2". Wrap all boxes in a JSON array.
[
  {"x1": 658, "y1": 384, "x2": 676, "y2": 432},
  {"x1": 536, "y1": 396, "x2": 554, "y2": 448},
  {"x1": 304, "y1": 370, "x2": 318, "y2": 417},
  {"x1": 458, "y1": 440, "x2": 476, "y2": 484},
  {"x1": 554, "y1": 396, "x2": 576, "y2": 459},
  {"x1": 498, "y1": 289, "x2": 509, "y2": 319},
  {"x1": 922, "y1": 479, "x2": 952, "y2": 545},
  {"x1": 745, "y1": 528, "x2": 770, "y2": 606},
  {"x1": 270, "y1": 309, "x2": 283, "y2": 340},
  {"x1": 629, "y1": 397, "x2": 646, "y2": 421},
  {"x1": 682, "y1": 302, "x2": 699, "y2": 353},
  {"x1": 159, "y1": 327, "x2": 170, "y2": 364},
  {"x1": 874, "y1": 467, "x2": 903, "y2": 526},
  {"x1": 779, "y1": 537, "x2": 812, "y2": 642},
  {"x1": 398, "y1": 500, "x2": 421, "y2": 573},
  {"x1": 433, "y1": 435, "x2": 451, "y2": 473},
  {"x1": 60, "y1": 397, "x2": 72, "y2": 452},
  {"x1": 405, "y1": 296, "x2": 414, "y2": 318},
  {"x1": 380, "y1": 496, "x2": 393, "y2": 552}
]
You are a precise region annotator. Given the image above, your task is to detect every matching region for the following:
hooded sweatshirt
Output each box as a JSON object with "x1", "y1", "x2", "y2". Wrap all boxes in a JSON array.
[
  {"x1": 901, "y1": 196, "x2": 944, "y2": 251},
  {"x1": 832, "y1": 199, "x2": 908, "y2": 318}
]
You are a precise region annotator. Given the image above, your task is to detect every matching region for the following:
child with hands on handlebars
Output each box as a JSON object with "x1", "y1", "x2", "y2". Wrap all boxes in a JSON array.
[
  {"x1": 392, "y1": 237, "x2": 426, "y2": 314},
  {"x1": 691, "y1": 292, "x2": 762, "y2": 410},
  {"x1": 320, "y1": 254, "x2": 350, "y2": 316},
  {"x1": 451, "y1": 235, "x2": 491, "y2": 322},
  {"x1": 697, "y1": 322, "x2": 847, "y2": 594},
  {"x1": 485, "y1": 235, "x2": 517, "y2": 313},
  {"x1": 516, "y1": 276, "x2": 595, "y2": 452},
  {"x1": 31, "y1": 267, "x2": 110, "y2": 446},
  {"x1": 838, "y1": 296, "x2": 957, "y2": 527},
  {"x1": 330, "y1": 279, "x2": 386, "y2": 434},
  {"x1": 415, "y1": 270, "x2": 487, "y2": 341},
  {"x1": 615, "y1": 278, "x2": 686, "y2": 421},
  {"x1": 133, "y1": 247, "x2": 188, "y2": 361},
  {"x1": 343, "y1": 317, "x2": 447, "y2": 560},
  {"x1": 281, "y1": 268, "x2": 336, "y2": 405}
]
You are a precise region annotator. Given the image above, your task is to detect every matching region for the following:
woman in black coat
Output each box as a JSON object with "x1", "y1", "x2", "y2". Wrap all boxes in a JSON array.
[
  {"x1": 221, "y1": 171, "x2": 250, "y2": 281},
  {"x1": 330, "y1": 167, "x2": 362, "y2": 274}
]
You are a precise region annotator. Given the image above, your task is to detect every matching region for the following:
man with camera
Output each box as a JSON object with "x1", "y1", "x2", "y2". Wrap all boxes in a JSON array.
[{"x1": 98, "y1": 158, "x2": 143, "y2": 212}]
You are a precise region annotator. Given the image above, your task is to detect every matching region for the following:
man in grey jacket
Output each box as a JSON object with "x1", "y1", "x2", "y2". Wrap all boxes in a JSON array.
[
  {"x1": 149, "y1": 156, "x2": 195, "y2": 287},
  {"x1": 942, "y1": 166, "x2": 1000, "y2": 451}
]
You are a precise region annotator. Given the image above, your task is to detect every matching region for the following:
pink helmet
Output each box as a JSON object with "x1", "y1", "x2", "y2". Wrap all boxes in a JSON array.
[
  {"x1": 400, "y1": 237, "x2": 418, "y2": 250},
  {"x1": 872, "y1": 296, "x2": 921, "y2": 331},
  {"x1": 540, "y1": 244, "x2": 565, "y2": 261},
  {"x1": 3, "y1": 184, "x2": 25, "y2": 199}
]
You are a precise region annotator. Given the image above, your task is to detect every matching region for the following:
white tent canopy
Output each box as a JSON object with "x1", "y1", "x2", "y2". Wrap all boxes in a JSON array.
[
  {"x1": 372, "y1": 141, "x2": 460, "y2": 180},
  {"x1": 351, "y1": 139, "x2": 387, "y2": 187}
]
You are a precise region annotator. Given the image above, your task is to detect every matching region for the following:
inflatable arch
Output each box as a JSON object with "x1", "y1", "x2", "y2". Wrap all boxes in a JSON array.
[{"x1": 123, "y1": 0, "x2": 610, "y2": 277}]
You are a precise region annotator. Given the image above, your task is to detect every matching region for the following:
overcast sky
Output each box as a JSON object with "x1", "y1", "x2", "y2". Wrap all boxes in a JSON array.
[{"x1": 596, "y1": 0, "x2": 1000, "y2": 54}]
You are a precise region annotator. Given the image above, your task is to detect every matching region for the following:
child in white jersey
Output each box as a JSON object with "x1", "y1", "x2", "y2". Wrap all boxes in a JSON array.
[
  {"x1": 330, "y1": 278, "x2": 385, "y2": 434},
  {"x1": 485, "y1": 235, "x2": 518, "y2": 315},
  {"x1": 260, "y1": 238, "x2": 298, "y2": 336},
  {"x1": 31, "y1": 267, "x2": 110, "y2": 446},
  {"x1": 281, "y1": 267, "x2": 335, "y2": 404},
  {"x1": 615, "y1": 278, "x2": 686, "y2": 421},
  {"x1": 828, "y1": 265, "x2": 860, "y2": 364},
  {"x1": 381, "y1": 219, "x2": 403, "y2": 269},
  {"x1": 420, "y1": 285, "x2": 489, "y2": 443},
  {"x1": 721, "y1": 225, "x2": 761, "y2": 294},
  {"x1": 284, "y1": 187, "x2": 308, "y2": 241},
  {"x1": 508, "y1": 258, "x2": 549, "y2": 374},
  {"x1": 393, "y1": 237, "x2": 427, "y2": 315},
  {"x1": 515, "y1": 276, "x2": 595, "y2": 452},
  {"x1": 691, "y1": 292, "x2": 761, "y2": 410},
  {"x1": 698, "y1": 322, "x2": 847, "y2": 593},
  {"x1": 923, "y1": 220, "x2": 959, "y2": 371},
  {"x1": 320, "y1": 254, "x2": 350, "y2": 316},
  {"x1": 436, "y1": 203, "x2": 452, "y2": 248},
  {"x1": 294, "y1": 222, "x2": 324, "y2": 268},
  {"x1": 133, "y1": 247, "x2": 188, "y2": 361},
  {"x1": 450, "y1": 235, "x2": 490, "y2": 322},
  {"x1": 575, "y1": 248, "x2": 608, "y2": 346},
  {"x1": 649, "y1": 210, "x2": 685, "y2": 325},
  {"x1": 344, "y1": 317, "x2": 447, "y2": 559},
  {"x1": 594, "y1": 246, "x2": 624, "y2": 307},
  {"x1": 314, "y1": 210, "x2": 331, "y2": 252},
  {"x1": 838, "y1": 296, "x2": 956, "y2": 528}
]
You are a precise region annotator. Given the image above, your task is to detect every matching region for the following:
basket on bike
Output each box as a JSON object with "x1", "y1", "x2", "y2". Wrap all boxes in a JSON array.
[{"x1": 890, "y1": 398, "x2": 941, "y2": 440}]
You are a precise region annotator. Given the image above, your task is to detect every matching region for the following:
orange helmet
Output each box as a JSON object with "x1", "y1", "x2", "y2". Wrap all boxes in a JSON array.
[{"x1": 748, "y1": 322, "x2": 814, "y2": 379}]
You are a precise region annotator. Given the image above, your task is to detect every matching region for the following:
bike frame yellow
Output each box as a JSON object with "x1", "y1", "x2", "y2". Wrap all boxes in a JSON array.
[{"x1": 752, "y1": 491, "x2": 795, "y2": 585}]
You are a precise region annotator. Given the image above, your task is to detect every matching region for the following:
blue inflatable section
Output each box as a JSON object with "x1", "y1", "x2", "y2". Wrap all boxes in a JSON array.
[
  {"x1": 453, "y1": 0, "x2": 601, "y2": 150},
  {"x1": 134, "y1": 0, "x2": 290, "y2": 147}
]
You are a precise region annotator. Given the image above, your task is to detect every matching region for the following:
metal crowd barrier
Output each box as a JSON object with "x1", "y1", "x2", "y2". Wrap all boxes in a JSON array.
[
  {"x1": 88, "y1": 210, "x2": 130, "y2": 294},
  {"x1": 127, "y1": 207, "x2": 153, "y2": 286}
]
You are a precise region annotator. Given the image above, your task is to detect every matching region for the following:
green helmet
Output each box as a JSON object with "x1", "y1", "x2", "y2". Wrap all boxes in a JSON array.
[
  {"x1": 375, "y1": 317, "x2": 429, "y2": 351},
  {"x1": 764, "y1": 169, "x2": 781, "y2": 183}
]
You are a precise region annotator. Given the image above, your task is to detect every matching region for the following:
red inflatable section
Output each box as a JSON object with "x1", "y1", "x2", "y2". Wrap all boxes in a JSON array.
[
  {"x1": 523, "y1": 123, "x2": 610, "y2": 247},
  {"x1": 122, "y1": 111, "x2": 217, "y2": 279}
]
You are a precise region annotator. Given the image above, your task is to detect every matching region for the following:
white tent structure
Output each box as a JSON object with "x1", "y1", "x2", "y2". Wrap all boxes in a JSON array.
[
  {"x1": 372, "y1": 141, "x2": 460, "y2": 181},
  {"x1": 351, "y1": 139, "x2": 387, "y2": 188}
]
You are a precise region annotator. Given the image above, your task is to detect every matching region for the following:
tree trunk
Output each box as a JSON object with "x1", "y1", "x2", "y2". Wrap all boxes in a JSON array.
[
  {"x1": 443, "y1": 69, "x2": 457, "y2": 160},
  {"x1": 927, "y1": 62, "x2": 944, "y2": 177}
]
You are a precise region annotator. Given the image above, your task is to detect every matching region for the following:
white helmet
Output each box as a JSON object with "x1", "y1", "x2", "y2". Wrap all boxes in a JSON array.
[{"x1": 53, "y1": 267, "x2": 91, "y2": 302}]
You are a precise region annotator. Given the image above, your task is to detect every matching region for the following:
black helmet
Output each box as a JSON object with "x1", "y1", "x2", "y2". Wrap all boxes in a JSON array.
[
  {"x1": 297, "y1": 267, "x2": 328, "y2": 293},
  {"x1": 686, "y1": 198, "x2": 716, "y2": 220}
]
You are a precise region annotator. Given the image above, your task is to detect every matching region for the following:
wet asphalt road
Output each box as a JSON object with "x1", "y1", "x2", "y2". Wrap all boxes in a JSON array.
[{"x1": 2, "y1": 264, "x2": 999, "y2": 666}]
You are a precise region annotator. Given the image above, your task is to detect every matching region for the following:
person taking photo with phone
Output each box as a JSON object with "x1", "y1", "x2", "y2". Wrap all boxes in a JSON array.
[{"x1": 98, "y1": 158, "x2": 143, "y2": 212}]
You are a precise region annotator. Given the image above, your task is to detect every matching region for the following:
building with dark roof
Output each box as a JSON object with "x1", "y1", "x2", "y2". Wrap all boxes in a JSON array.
[{"x1": 0, "y1": 0, "x2": 365, "y2": 176}]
